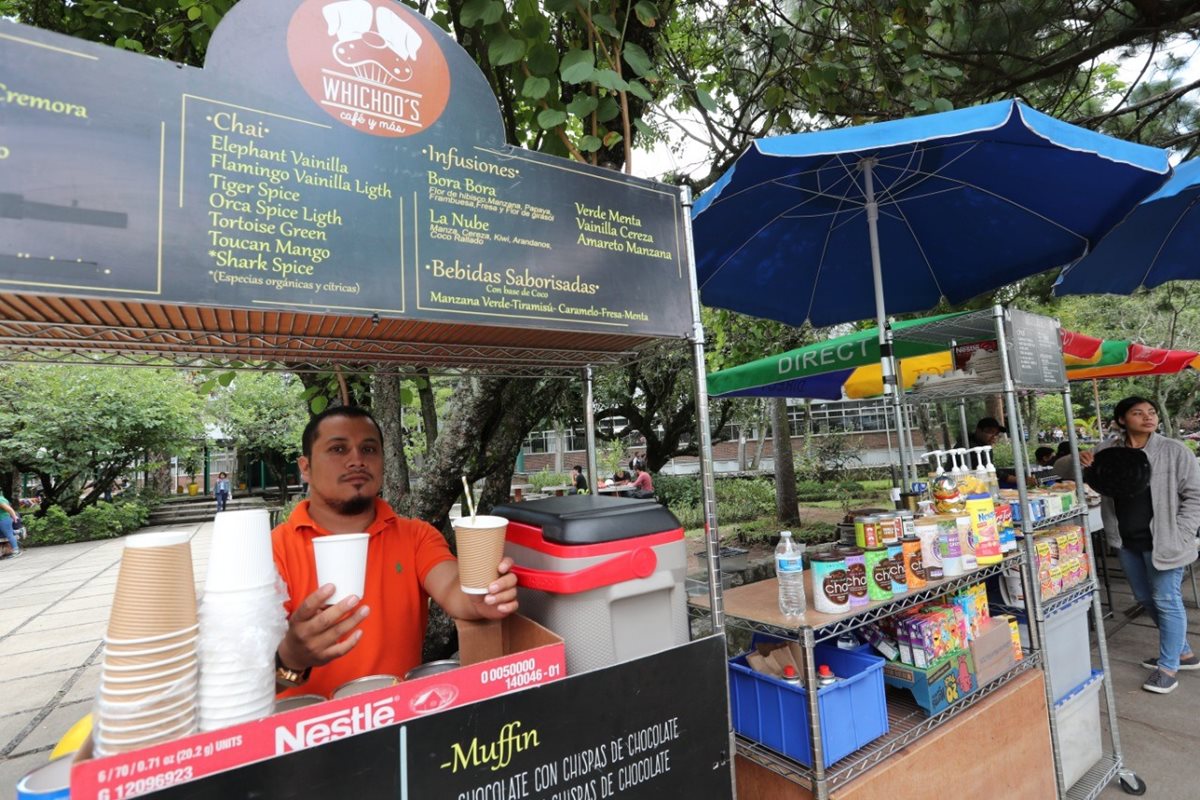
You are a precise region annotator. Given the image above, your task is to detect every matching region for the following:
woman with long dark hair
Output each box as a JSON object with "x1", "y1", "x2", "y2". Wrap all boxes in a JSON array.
[{"x1": 1081, "y1": 396, "x2": 1200, "y2": 694}]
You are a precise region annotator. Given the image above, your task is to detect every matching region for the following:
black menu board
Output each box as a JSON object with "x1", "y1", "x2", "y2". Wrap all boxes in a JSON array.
[
  {"x1": 0, "y1": 0, "x2": 692, "y2": 338},
  {"x1": 1005, "y1": 308, "x2": 1067, "y2": 388}
]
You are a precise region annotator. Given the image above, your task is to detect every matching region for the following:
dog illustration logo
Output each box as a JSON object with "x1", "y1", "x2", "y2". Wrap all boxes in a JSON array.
[{"x1": 288, "y1": 0, "x2": 450, "y2": 136}]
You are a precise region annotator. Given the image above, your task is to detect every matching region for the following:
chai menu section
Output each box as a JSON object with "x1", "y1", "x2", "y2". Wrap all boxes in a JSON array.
[{"x1": 0, "y1": 4, "x2": 694, "y2": 339}]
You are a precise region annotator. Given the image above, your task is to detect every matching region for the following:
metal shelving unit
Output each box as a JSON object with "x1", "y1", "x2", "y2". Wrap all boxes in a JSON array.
[
  {"x1": 893, "y1": 306, "x2": 1142, "y2": 799},
  {"x1": 734, "y1": 653, "x2": 1041, "y2": 793}
]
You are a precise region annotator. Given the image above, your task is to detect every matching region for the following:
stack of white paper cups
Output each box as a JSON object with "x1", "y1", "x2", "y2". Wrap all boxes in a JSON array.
[
  {"x1": 95, "y1": 531, "x2": 199, "y2": 756},
  {"x1": 197, "y1": 509, "x2": 287, "y2": 731}
]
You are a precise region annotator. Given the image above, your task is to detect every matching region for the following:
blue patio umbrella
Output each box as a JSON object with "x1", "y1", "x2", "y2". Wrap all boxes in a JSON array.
[
  {"x1": 1056, "y1": 158, "x2": 1200, "y2": 295},
  {"x1": 691, "y1": 99, "x2": 1169, "y2": 480}
]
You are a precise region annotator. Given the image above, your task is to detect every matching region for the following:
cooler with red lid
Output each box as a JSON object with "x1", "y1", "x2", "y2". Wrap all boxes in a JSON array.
[{"x1": 490, "y1": 495, "x2": 688, "y2": 674}]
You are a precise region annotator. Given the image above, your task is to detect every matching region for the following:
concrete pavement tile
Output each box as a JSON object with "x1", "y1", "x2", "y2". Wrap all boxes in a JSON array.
[
  {"x1": 0, "y1": 749, "x2": 56, "y2": 793},
  {"x1": 0, "y1": 607, "x2": 41, "y2": 636},
  {"x1": 15, "y1": 700, "x2": 94, "y2": 753},
  {"x1": 39, "y1": 595, "x2": 114, "y2": 615},
  {"x1": 5, "y1": 590, "x2": 75, "y2": 609},
  {"x1": 0, "y1": 671, "x2": 74, "y2": 716},
  {"x1": 1103, "y1": 657, "x2": 1200, "y2": 734},
  {"x1": 0, "y1": 709, "x2": 37, "y2": 752},
  {"x1": 21, "y1": 606, "x2": 112, "y2": 632},
  {"x1": 2, "y1": 640, "x2": 100, "y2": 678},
  {"x1": 0, "y1": 621, "x2": 105, "y2": 657},
  {"x1": 61, "y1": 663, "x2": 103, "y2": 705},
  {"x1": 1097, "y1": 715, "x2": 1199, "y2": 798}
]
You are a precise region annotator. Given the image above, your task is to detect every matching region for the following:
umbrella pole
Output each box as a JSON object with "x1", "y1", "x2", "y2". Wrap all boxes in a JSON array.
[
  {"x1": 862, "y1": 158, "x2": 910, "y2": 491},
  {"x1": 1092, "y1": 378, "x2": 1102, "y2": 432}
]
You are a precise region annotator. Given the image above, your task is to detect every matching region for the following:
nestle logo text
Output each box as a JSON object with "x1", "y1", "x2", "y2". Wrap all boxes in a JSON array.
[{"x1": 274, "y1": 699, "x2": 396, "y2": 753}]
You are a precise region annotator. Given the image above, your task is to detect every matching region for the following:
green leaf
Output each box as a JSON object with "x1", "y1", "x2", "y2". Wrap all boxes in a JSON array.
[
  {"x1": 695, "y1": 87, "x2": 717, "y2": 111},
  {"x1": 217, "y1": 371, "x2": 236, "y2": 387},
  {"x1": 487, "y1": 32, "x2": 525, "y2": 66},
  {"x1": 567, "y1": 94, "x2": 599, "y2": 116},
  {"x1": 200, "y1": 5, "x2": 221, "y2": 28},
  {"x1": 460, "y1": 0, "x2": 488, "y2": 26},
  {"x1": 400, "y1": 388, "x2": 414, "y2": 406},
  {"x1": 626, "y1": 79, "x2": 652, "y2": 101},
  {"x1": 310, "y1": 395, "x2": 329, "y2": 414},
  {"x1": 560, "y1": 49, "x2": 595, "y2": 84},
  {"x1": 594, "y1": 68, "x2": 630, "y2": 92},
  {"x1": 622, "y1": 43, "x2": 653, "y2": 77},
  {"x1": 602, "y1": 130, "x2": 623, "y2": 148},
  {"x1": 186, "y1": 5, "x2": 201, "y2": 20},
  {"x1": 592, "y1": 13, "x2": 619, "y2": 37},
  {"x1": 633, "y1": 118, "x2": 654, "y2": 138},
  {"x1": 596, "y1": 96, "x2": 620, "y2": 122},
  {"x1": 526, "y1": 42, "x2": 559, "y2": 76},
  {"x1": 933, "y1": 97, "x2": 954, "y2": 112},
  {"x1": 763, "y1": 85, "x2": 785, "y2": 110},
  {"x1": 543, "y1": 0, "x2": 574, "y2": 12},
  {"x1": 579, "y1": 135, "x2": 603, "y2": 152},
  {"x1": 537, "y1": 108, "x2": 569, "y2": 129},
  {"x1": 522, "y1": 76, "x2": 551, "y2": 99},
  {"x1": 481, "y1": 0, "x2": 504, "y2": 25},
  {"x1": 634, "y1": 1, "x2": 658, "y2": 27}
]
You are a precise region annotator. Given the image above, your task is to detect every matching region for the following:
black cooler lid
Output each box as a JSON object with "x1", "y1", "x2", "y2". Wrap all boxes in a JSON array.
[{"x1": 491, "y1": 495, "x2": 681, "y2": 545}]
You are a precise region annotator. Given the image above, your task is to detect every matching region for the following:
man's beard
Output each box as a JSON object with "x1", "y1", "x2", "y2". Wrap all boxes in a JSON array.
[{"x1": 326, "y1": 494, "x2": 374, "y2": 516}]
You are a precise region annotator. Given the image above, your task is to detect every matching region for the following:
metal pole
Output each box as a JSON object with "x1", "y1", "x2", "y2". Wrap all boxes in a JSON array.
[
  {"x1": 949, "y1": 340, "x2": 970, "y2": 444},
  {"x1": 679, "y1": 187, "x2": 724, "y2": 633},
  {"x1": 862, "y1": 159, "x2": 907, "y2": 491},
  {"x1": 1092, "y1": 378, "x2": 1103, "y2": 431},
  {"x1": 583, "y1": 366, "x2": 598, "y2": 492},
  {"x1": 680, "y1": 185, "x2": 737, "y2": 800}
]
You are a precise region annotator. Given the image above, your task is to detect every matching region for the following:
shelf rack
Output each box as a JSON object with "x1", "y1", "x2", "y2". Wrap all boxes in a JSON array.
[{"x1": 892, "y1": 305, "x2": 1139, "y2": 799}]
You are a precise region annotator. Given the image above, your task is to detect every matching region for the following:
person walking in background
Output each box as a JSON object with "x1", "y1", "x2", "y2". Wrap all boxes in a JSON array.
[
  {"x1": 1080, "y1": 396, "x2": 1200, "y2": 695},
  {"x1": 0, "y1": 489, "x2": 22, "y2": 559},
  {"x1": 214, "y1": 472, "x2": 232, "y2": 513},
  {"x1": 629, "y1": 450, "x2": 646, "y2": 473}
]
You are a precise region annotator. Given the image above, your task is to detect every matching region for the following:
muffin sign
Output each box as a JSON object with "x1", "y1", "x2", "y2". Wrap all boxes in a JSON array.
[{"x1": 287, "y1": 0, "x2": 451, "y2": 136}]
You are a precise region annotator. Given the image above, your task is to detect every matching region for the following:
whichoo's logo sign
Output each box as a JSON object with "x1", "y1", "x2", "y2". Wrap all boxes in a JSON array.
[{"x1": 287, "y1": 0, "x2": 451, "y2": 136}]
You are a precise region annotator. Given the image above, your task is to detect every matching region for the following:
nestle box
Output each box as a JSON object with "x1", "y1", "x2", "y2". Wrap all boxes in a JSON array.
[
  {"x1": 970, "y1": 617, "x2": 1019, "y2": 686},
  {"x1": 71, "y1": 614, "x2": 564, "y2": 799},
  {"x1": 883, "y1": 649, "x2": 976, "y2": 716}
]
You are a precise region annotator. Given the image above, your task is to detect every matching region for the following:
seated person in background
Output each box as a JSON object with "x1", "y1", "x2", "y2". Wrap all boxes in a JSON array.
[
  {"x1": 629, "y1": 465, "x2": 655, "y2": 499},
  {"x1": 1052, "y1": 441, "x2": 1078, "y2": 480},
  {"x1": 569, "y1": 464, "x2": 589, "y2": 495},
  {"x1": 1034, "y1": 446, "x2": 1056, "y2": 467},
  {"x1": 611, "y1": 467, "x2": 631, "y2": 484}
]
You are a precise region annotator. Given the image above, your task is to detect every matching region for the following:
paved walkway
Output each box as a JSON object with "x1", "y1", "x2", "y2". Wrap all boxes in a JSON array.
[
  {"x1": 0, "y1": 525, "x2": 1197, "y2": 796},
  {"x1": 0, "y1": 522, "x2": 211, "y2": 790}
]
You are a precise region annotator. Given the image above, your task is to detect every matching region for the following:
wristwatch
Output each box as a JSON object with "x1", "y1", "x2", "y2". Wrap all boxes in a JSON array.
[{"x1": 275, "y1": 651, "x2": 312, "y2": 687}]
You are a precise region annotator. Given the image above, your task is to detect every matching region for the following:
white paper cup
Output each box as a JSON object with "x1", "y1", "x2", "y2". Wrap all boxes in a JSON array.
[
  {"x1": 199, "y1": 688, "x2": 274, "y2": 712},
  {"x1": 312, "y1": 533, "x2": 369, "y2": 604},
  {"x1": 452, "y1": 515, "x2": 508, "y2": 594},
  {"x1": 125, "y1": 531, "x2": 192, "y2": 549},
  {"x1": 206, "y1": 510, "x2": 277, "y2": 592}
]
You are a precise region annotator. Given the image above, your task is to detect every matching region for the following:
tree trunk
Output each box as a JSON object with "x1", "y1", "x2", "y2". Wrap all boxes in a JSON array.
[
  {"x1": 750, "y1": 399, "x2": 768, "y2": 470},
  {"x1": 416, "y1": 367, "x2": 439, "y2": 451},
  {"x1": 985, "y1": 395, "x2": 1005, "y2": 428},
  {"x1": 937, "y1": 403, "x2": 952, "y2": 450},
  {"x1": 148, "y1": 453, "x2": 173, "y2": 494},
  {"x1": 1155, "y1": 378, "x2": 1177, "y2": 440},
  {"x1": 773, "y1": 397, "x2": 799, "y2": 525},
  {"x1": 373, "y1": 372, "x2": 412, "y2": 511},
  {"x1": 414, "y1": 375, "x2": 569, "y2": 662}
]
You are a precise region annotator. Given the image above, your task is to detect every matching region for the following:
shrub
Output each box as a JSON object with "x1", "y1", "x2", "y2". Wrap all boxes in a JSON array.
[
  {"x1": 528, "y1": 468, "x2": 572, "y2": 492},
  {"x1": 655, "y1": 474, "x2": 702, "y2": 509},
  {"x1": 25, "y1": 499, "x2": 150, "y2": 547}
]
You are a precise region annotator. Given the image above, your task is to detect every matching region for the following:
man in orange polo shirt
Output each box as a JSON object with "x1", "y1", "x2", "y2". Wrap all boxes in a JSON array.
[{"x1": 272, "y1": 406, "x2": 519, "y2": 698}]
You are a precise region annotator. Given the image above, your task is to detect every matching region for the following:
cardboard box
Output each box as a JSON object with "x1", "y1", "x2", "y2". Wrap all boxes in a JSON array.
[
  {"x1": 72, "y1": 614, "x2": 564, "y2": 799},
  {"x1": 970, "y1": 617, "x2": 1018, "y2": 686},
  {"x1": 883, "y1": 649, "x2": 976, "y2": 715}
]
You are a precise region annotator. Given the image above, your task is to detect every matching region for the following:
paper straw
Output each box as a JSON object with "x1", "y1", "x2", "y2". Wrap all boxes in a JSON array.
[{"x1": 461, "y1": 476, "x2": 477, "y2": 524}]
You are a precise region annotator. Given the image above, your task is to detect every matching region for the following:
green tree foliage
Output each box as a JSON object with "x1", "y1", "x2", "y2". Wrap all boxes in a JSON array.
[
  {"x1": 210, "y1": 372, "x2": 308, "y2": 499},
  {"x1": 0, "y1": 365, "x2": 203, "y2": 514},
  {"x1": 660, "y1": 0, "x2": 1200, "y2": 191}
]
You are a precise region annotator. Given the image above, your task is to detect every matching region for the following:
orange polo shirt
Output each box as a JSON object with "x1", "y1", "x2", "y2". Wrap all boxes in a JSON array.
[{"x1": 272, "y1": 498, "x2": 455, "y2": 699}]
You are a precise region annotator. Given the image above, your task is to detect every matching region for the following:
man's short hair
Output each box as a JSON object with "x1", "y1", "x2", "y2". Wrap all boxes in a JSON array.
[
  {"x1": 302, "y1": 405, "x2": 383, "y2": 458},
  {"x1": 1034, "y1": 446, "x2": 1054, "y2": 462},
  {"x1": 573, "y1": 465, "x2": 583, "y2": 473}
]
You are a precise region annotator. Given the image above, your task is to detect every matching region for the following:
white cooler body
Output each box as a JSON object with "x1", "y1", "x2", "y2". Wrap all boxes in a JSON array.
[{"x1": 493, "y1": 496, "x2": 688, "y2": 675}]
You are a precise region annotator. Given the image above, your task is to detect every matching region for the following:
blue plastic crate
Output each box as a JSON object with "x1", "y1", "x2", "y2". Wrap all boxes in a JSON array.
[{"x1": 728, "y1": 639, "x2": 889, "y2": 768}]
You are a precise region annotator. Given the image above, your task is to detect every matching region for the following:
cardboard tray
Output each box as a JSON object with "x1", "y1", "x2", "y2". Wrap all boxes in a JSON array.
[{"x1": 71, "y1": 615, "x2": 564, "y2": 799}]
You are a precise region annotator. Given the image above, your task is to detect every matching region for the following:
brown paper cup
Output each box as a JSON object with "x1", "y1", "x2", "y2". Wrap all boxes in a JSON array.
[{"x1": 452, "y1": 515, "x2": 508, "y2": 594}]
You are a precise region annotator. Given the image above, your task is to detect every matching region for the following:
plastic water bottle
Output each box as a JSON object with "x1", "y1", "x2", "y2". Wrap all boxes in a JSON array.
[{"x1": 776, "y1": 531, "x2": 807, "y2": 617}]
